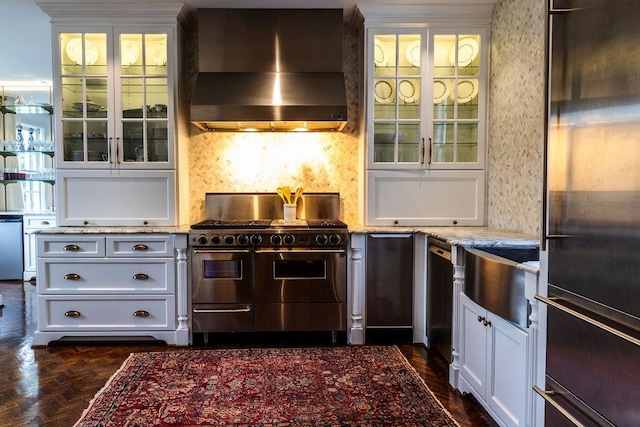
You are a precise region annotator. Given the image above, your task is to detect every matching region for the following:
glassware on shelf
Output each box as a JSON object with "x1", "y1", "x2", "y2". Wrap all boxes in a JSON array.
[{"x1": 15, "y1": 125, "x2": 24, "y2": 150}]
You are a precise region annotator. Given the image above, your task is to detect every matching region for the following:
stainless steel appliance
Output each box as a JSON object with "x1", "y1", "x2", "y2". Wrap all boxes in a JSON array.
[
  {"x1": 0, "y1": 216, "x2": 23, "y2": 280},
  {"x1": 190, "y1": 9, "x2": 347, "y2": 132},
  {"x1": 190, "y1": 193, "x2": 348, "y2": 339},
  {"x1": 365, "y1": 234, "x2": 413, "y2": 343},
  {"x1": 536, "y1": 1, "x2": 640, "y2": 425},
  {"x1": 427, "y1": 237, "x2": 453, "y2": 362}
]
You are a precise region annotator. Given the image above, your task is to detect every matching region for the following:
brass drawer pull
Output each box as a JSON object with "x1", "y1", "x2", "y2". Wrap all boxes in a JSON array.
[
  {"x1": 133, "y1": 310, "x2": 150, "y2": 317},
  {"x1": 63, "y1": 244, "x2": 80, "y2": 251},
  {"x1": 133, "y1": 273, "x2": 149, "y2": 280},
  {"x1": 65, "y1": 310, "x2": 81, "y2": 317},
  {"x1": 64, "y1": 273, "x2": 80, "y2": 280},
  {"x1": 132, "y1": 244, "x2": 149, "y2": 251}
]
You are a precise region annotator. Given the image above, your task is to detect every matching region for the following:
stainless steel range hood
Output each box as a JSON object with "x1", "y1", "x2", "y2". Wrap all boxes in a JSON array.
[{"x1": 191, "y1": 9, "x2": 348, "y2": 132}]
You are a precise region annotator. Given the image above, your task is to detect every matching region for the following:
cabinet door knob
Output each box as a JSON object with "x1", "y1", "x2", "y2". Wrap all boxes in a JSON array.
[
  {"x1": 63, "y1": 244, "x2": 80, "y2": 251},
  {"x1": 477, "y1": 315, "x2": 483, "y2": 322},
  {"x1": 133, "y1": 310, "x2": 150, "y2": 317},
  {"x1": 132, "y1": 244, "x2": 149, "y2": 251},
  {"x1": 65, "y1": 310, "x2": 81, "y2": 317},
  {"x1": 482, "y1": 318, "x2": 491, "y2": 327},
  {"x1": 133, "y1": 273, "x2": 149, "y2": 280},
  {"x1": 41, "y1": 221, "x2": 50, "y2": 225},
  {"x1": 64, "y1": 273, "x2": 81, "y2": 280}
]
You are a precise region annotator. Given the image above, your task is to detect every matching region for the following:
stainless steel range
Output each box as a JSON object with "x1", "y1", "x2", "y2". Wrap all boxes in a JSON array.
[{"x1": 189, "y1": 193, "x2": 348, "y2": 339}]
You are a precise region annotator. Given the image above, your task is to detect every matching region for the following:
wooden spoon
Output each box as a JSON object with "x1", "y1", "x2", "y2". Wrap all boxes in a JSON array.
[{"x1": 293, "y1": 187, "x2": 303, "y2": 204}]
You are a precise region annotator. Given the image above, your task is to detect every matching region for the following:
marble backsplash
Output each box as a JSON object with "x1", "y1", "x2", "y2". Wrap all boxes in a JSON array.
[
  {"x1": 187, "y1": 23, "x2": 361, "y2": 225},
  {"x1": 487, "y1": 0, "x2": 546, "y2": 235}
]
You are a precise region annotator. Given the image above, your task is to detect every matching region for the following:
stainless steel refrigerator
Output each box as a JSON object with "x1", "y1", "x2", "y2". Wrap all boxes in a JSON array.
[{"x1": 537, "y1": 0, "x2": 640, "y2": 425}]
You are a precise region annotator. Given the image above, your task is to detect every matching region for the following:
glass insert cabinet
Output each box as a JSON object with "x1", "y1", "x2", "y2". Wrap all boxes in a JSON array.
[
  {"x1": 368, "y1": 28, "x2": 486, "y2": 170},
  {"x1": 55, "y1": 28, "x2": 172, "y2": 169}
]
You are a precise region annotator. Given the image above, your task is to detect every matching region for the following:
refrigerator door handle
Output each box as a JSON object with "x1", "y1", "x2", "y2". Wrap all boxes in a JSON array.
[
  {"x1": 535, "y1": 295, "x2": 640, "y2": 346},
  {"x1": 533, "y1": 386, "x2": 585, "y2": 427}
]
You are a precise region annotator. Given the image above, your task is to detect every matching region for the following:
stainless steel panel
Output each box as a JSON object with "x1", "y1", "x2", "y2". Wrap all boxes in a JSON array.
[
  {"x1": 254, "y1": 249, "x2": 346, "y2": 303},
  {"x1": 192, "y1": 304, "x2": 253, "y2": 333},
  {"x1": 545, "y1": 298, "x2": 640, "y2": 426},
  {"x1": 204, "y1": 192, "x2": 341, "y2": 221},
  {"x1": 0, "y1": 216, "x2": 23, "y2": 280},
  {"x1": 464, "y1": 247, "x2": 539, "y2": 328},
  {"x1": 254, "y1": 303, "x2": 346, "y2": 332},
  {"x1": 427, "y1": 238, "x2": 453, "y2": 363},
  {"x1": 191, "y1": 249, "x2": 253, "y2": 304},
  {"x1": 365, "y1": 234, "x2": 414, "y2": 328}
]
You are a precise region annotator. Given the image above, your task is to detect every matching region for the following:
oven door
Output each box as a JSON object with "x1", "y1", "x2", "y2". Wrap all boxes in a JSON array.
[
  {"x1": 191, "y1": 248, "x2": 253, "y2": 333},
  {"x1": 253, "y1": 248, "x2": 347, "y2": 332}
]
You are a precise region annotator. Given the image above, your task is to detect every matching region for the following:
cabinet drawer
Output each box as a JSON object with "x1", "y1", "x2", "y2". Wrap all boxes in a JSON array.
[
  {"x1": 106, "y1": 235, "x2": 174, "y2": 257},
  {"x1": 38, "y1": 259, "x2": 174, "y2": 294},
  {"x1": 37, "y1": 235, "x2": 105, "y2": 257},
  {"x1": 38, "y1": 295, "x2": 175, "y2": 331},
  {"x1": 24, "y1": 215, "x2": 57, "y2": 229}
]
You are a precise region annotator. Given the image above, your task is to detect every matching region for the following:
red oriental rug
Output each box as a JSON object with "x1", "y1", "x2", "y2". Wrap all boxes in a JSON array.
[{"x1": 74, "y1": 346, "x2": 460, "y2": 426}]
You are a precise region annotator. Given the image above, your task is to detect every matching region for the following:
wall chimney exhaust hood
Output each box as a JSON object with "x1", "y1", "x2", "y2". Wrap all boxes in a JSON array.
[{"x1": 191, "y1": 9, "x2": 348, "y2": 132}]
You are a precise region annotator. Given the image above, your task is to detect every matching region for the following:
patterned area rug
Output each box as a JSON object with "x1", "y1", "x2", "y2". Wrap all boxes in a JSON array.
[{"x1": 74, "y1": 346, "x2": 459, "y2": 426}]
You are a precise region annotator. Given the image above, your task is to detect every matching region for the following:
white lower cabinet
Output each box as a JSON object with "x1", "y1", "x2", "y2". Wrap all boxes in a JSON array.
[
  {"x1": 458, "y1": 292, "x2": 529, "y2": 427},
  {"x1": 33, "y1": 233, "x2": 189, "y2": 346},
  {"x1": 23, "y1": 215, "x2": 57, "y2": 282}
]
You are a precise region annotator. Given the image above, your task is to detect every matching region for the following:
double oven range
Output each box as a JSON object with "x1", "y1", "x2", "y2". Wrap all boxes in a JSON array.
[{"x1": 189, "y1": 193, "x2": 348, "y2": 339}]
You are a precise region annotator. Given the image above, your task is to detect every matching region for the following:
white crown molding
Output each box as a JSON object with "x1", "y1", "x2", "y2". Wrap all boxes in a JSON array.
[
  {"x1": 352, "y1": 2, "x2": 496, "y2": 28},
  {"x1": 36, "y1": 0, "x2": 189, "y2": 25}
]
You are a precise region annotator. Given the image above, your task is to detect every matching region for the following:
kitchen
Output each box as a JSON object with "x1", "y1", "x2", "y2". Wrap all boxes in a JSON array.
[{"x1": 1, "y1": 0, "x2": 635, "y2": 426}]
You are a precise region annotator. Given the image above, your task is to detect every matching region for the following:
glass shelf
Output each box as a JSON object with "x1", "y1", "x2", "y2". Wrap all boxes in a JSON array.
[
  {"x1": 0, "y1": 104, "x2": 53, "y2": 115},
  {"x1": 0, "y1": 150, "x2": 55, "y2": 157},
  {"x1": 1, "y1": 179, "x2": 55, "y2": 185}
]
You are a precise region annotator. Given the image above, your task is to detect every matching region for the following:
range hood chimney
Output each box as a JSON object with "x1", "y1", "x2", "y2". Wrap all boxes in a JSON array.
[{"x1": 191, "y1": 9, "x2": 348, "y2": 132}]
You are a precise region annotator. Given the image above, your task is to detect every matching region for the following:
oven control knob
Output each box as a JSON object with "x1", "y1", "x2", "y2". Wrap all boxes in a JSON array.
[
  {"x1": 283, "y1": 234, "x2": 295, "y2": 245},
  {"x1": 210, "y1": 235, "x2": 222, "y2": 245},
  {"x1": 196, "y1": 235, "x2": 208, "y2": 245},
  {"x1": 329, "y1": 234, "x2": 342, "y2": 245},
  {"x1": 270, "y1": 234, "x2": 282, "y2": 245},
  {"x1": 315, "y1": 234, "x2": 328, "y2": 245},
  {"x1": 224, "y1": 235, "x2": 235, "y2": 245},
  {"x1": 237, "y1": 234, "x2": 249, "y2": 245},
  {"x1": 250, "y1": 235, "x2": 263, "y2": 245}
]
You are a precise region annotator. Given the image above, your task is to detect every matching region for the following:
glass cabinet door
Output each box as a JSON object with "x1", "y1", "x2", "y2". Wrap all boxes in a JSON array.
[
  {"x1": 430, "y1": 32, "x2": 483, "y2": 167},
  {"x1": 117, "y1": 31, "x2": 169, "y2": 165},
  {"x1": 371, "y1": 31, "x2": 424, "y2": 166},
  {"x1": 59, "y1": 32, "x2": 110, "y2": 166}
]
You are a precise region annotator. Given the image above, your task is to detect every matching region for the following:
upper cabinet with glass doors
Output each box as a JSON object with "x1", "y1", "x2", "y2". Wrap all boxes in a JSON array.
[
  {"x1": 56, "y1": 28, "x2": 171, "y2": 169},
  {"x1": 368, "y1": 28, "x2": 487, "y2": 170}
]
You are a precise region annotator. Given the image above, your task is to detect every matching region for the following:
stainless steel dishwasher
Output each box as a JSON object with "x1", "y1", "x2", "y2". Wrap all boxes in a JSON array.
[
  {"x1": 0, "y1": 215, "x2": 23, "y2": 280},
  {"x1": 365, "y1": 234, "x2": 414, "y2": 343},
  {"x1": 427, "y1": 237, "x2": 453, "y2": 363}
]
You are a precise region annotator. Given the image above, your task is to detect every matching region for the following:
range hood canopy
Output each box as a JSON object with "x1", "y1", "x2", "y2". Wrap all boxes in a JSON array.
[{"x1": 191, "y1": 9, "x2": 348, "y2": 132}]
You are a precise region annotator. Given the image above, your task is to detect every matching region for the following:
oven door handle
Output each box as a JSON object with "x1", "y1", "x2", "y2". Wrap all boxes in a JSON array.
[
  {"x1": 194, "y1": 306, "x2": 251, "y2": 314},
  {"x1": 192, "y1": 249, "x2": 252, "y2": 254},
  {"x1": 254, "y1": 248, "x2": 346, "y2": 254}
]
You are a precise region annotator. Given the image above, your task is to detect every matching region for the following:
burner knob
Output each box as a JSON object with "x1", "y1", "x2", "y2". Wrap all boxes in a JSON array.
[
  {"x1": 210, "y1": 235, "x2": 222, "y2": 245},
  {"x1": 283, "y1": 234, "x2": 295, "y2": 245},
  {"x1": 270, "y1": 234, "x2": 282, "y2": 245},
  {"x1": 250, "y1": 235, "x2": 263, "y2": 245},
  {"x1": 237, "y1": 234, "x2": 249, "y2": 245},
  {"x1": 196, "y1": 235, "x2": 208, "y2": 245},
  {"x1": 316, "y1": 234, "x2": 328, "y2": 245},
  {"x1": 329, "y1": 234, "x2": 342, "y2": 245},
  {"x1": 223, "y1": 235, "x2": 235, "y2": 245}
]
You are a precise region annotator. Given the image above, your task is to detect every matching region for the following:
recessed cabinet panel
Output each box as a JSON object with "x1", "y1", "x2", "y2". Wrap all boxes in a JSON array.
[{"x1": 366, "y1": 170, "x2": 485, "y2": 226}]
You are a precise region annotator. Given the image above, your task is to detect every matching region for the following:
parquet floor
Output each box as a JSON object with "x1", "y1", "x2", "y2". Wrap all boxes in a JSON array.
[{"x1": 0, "y1": 281, "x2": 497, "y2": 427}]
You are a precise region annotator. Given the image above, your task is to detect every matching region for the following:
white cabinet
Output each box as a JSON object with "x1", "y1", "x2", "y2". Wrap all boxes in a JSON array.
[
  {"x1": 38, "y1": 2, "x2": 188, "y2": 227},
  {"x1": 32, "y1": 233, "x2": 189, "y2": 346},
  {"x1": 355, "y1": 4, "x2": 492, "y2": 226},
  {"x1": 458, "y1": 292, "x2": 529, "y2": 427},
  {"x1": 22, "y1": 214, "x2": 57, "y2": 281}
]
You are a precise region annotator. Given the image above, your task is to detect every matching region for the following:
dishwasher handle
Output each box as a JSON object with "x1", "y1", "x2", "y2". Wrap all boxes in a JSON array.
[{"x1": 428, "y1": 244, "x2": 451, "y2": 261}]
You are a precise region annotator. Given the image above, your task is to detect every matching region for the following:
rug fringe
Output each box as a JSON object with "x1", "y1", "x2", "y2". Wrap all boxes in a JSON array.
[
  {"x1": 72, "y1": 352, "x2": 137, "y2": 427},
  {"x1": 391, "y1": 345, "x2": 462, "y2": 427}
]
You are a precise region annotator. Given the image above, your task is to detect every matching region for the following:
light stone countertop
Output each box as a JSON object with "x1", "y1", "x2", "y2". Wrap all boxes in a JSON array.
[
  {"x1": 349, "y1": 225, "x2": 539, "y2": 248},
  {"x1": 35, "y1": 225, "x2": 191, "y2": 234}
]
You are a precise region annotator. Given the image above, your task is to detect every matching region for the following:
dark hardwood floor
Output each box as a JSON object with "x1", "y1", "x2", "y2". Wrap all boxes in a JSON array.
[{"x1": 0, "y1": 281, "x2": 498, "y2": 426}]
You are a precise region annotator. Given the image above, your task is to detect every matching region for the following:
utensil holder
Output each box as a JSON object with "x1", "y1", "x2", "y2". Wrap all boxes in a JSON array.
[{"x1": 283, "y1": 204, "x2": 296, "y2": 222}]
